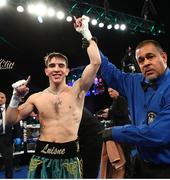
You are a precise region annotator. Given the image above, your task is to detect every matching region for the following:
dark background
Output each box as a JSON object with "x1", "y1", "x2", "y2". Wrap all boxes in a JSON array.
[{"x1": 0, "y1": 0, "x2": 170, "y2": 112}]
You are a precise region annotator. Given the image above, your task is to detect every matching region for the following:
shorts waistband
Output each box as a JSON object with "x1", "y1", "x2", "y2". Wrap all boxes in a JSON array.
[{"x1": 35, "y1": 139, "x2": 80, "y2": 159}]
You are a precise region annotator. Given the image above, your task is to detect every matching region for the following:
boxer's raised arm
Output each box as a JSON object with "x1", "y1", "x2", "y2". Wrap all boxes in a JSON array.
[{"x1": 6, "y1": 76, "x2": 33, "y2": 125}]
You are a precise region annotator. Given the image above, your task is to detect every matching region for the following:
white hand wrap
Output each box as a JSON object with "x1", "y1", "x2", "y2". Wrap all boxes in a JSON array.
[
  {"x1": 9, "y1": 94, "x2": 21, "y2": 108},
  {"x1": 9, "y1": 79, "x2": 27, "y2": 108},
  {"x1": 12, "y1": 80, "x2": 26, "y2": 89},
  {"x1": 76, "y1": 15, "x2": 92, "y2": 41}
]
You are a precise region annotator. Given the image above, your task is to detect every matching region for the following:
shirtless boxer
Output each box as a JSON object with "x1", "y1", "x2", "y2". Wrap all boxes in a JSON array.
[{"x1": 6, "y1": 15, "x2": 101, "y2": 178}]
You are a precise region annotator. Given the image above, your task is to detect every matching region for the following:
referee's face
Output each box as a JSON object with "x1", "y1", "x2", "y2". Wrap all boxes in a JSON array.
[{"x1": 136, "y1": 43, "x2": 167, "y2": 81}]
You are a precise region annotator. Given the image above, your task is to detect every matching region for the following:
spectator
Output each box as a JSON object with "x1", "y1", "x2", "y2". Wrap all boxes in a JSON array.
[{"x1": 0, "y1": 91, "x2": 22, "y2": 178}]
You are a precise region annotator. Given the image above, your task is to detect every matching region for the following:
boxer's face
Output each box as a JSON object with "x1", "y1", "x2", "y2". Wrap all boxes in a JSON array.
[{"x1": 45, "y1": 57, "x2": 69, "y2": 84}]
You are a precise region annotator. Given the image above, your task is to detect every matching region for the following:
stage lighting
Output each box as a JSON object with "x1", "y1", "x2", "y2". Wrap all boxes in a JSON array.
[
  {"x1": 114, "y1": 24, "x2": 119, "y2": 30},
  {"x1": 37, "y1": 16, "x2": 43, "y2": 23},
  {"x1": 107, "y1": 24, "x2": 112, "y2": 30},
  {"x1": 91, "y1": 19, "x2": 97, "y2": 26},
  {"x1": 17, "y1": 5, "x2": 24, "y2": 13},
  {"x1": 56, "y1": 11, "x2": 65, "y2": 20},
  {"x1": 47, "y1": 8, "x2": 55, "y2": 17},
  {"x1": 6, "y1": 0, "x2": 165, "y2": 35},
  {"x1": 0, "y1": 0, "x2": 7, "y2": 7},
  {"x1": 66, "y1": 16, "x2": 72, "y2": 22},
  {"x1": 120, "y1": 24, "x2": 126, "y2": 31},
  {"x1": 98, "y1": 22, "x2": 104, "y2": 28},
  {"x1": 35, "y1": 3, "x2": 47, "y2": 17},
  {"x1": 27, "y1": 4, "x2": 35, "y2": 14}
]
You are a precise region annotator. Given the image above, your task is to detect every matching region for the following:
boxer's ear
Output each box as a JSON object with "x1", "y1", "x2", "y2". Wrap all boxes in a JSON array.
[
  {"x1": 44, "y1": 68, "x2": 49, "y2": 76},
  {"x1": 66, "y1": 68, "x2": 70, "y2": 76}
]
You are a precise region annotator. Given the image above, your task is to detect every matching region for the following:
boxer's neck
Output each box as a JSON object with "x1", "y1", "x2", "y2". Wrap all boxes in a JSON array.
[{"x1": 47, "y1": 86, "x2": 67, "y2": 95}]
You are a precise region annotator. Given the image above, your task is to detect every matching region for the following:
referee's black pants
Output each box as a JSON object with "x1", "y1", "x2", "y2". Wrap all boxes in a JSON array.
[{"x1": 132, "y1": 155, "x2": 170, "y2": 178}]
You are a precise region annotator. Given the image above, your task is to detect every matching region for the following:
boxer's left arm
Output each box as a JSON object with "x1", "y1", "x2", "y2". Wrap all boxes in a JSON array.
[{"x1": 74, "y1": 15, "x2": 101, "y2": 92}]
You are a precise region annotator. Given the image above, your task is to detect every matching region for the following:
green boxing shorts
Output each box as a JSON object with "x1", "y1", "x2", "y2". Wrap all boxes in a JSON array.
[{"x1": 28, "y1": 139, "x2": 83, "y2": 178}]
